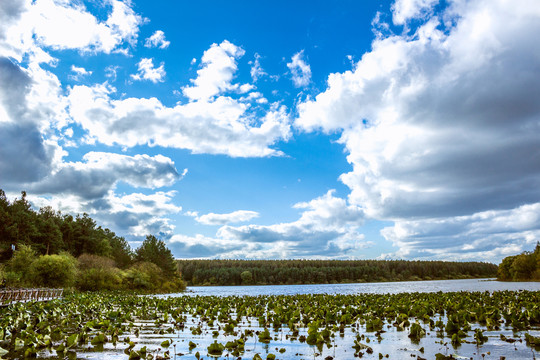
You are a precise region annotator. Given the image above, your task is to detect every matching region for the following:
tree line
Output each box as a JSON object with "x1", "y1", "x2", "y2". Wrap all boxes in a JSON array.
[
  {"x1": 0, "y1": 190, "x2": 184, "y2": 292},
  {"x1": 178, "y1": 259, "x2": 498, "y2": 286},
  {"x1": 497, "y1": 243, "x2": 540, "y2": 281}
]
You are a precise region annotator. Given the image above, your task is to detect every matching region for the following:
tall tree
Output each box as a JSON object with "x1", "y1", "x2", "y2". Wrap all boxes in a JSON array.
[{"x1": 135, "y1": 235, "x2": 177, "y2": 276}]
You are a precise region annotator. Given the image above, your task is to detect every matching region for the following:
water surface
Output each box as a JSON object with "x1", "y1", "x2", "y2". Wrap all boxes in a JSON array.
[{"x1": 173, "y1": 278, "x2": 540, "y2": 297}]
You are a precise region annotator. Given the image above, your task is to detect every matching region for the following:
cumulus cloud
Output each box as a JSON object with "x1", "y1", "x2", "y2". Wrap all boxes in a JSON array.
[
  {"x1": 69, "y1": 65, "x2": 92, "y2": 81},
  {"x1": 20, "y1": 152, "x2": 185, "y2": 238},
  {"x1": 28, "y1": 189, "x2": 182, "y2": 240},
  {"x1": 144, "y1": 30, "x2": 170, "y2": 49},
  {"x1": 0, "y1": 0, "x2": 26, "y2": 41},
  {"x1": 0, "y1": 57, "x2": 68, "y2": 185},
  {"x1": 173, "y1": 190, "x2": 367, "y2": 259},
  {"x1": 381, "y1": 203, "x2": 540, "y2": 261},
  {"x1": 130, "y1": 58, "x2": 166, "y2": 83},
  {"x1": 182, "y1": 40, "x2": 248, "y2": 101},
  {"x1": 296, "y1": 0, "x2": 540, "y2": 261},
  {"x1": 67, "y1": 80, "x2": 290, "y2": 158},
  {"x1": 1, "y1": 0, "x2": 142, "y2": 59},
  {"x1": 392, "y1": 0, "x2": 439, "y2": 25},
  {"x1": 29, "y1": 152, "x2": 183, "y2": 199},
  {"x1": 287, "y1": 50, "x2": 311, "y2": 87},
  {"x1": 190, "y1": 210, "x2": 260, "y2": 225}
]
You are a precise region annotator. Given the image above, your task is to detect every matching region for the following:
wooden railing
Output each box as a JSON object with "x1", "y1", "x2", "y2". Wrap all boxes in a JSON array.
[{"x1": 0, "y1": 288, "x2": 63, "y2": 306}]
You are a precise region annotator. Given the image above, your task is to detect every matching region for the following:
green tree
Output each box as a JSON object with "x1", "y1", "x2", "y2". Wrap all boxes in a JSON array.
[
  {"x1": 29, "y1": 253, "x2": 77, "y2": 288},
  {"x1": 9, "y1": 191, "x2": 39, "y2": 246},
  {"x1": 240, "y1": 270, "x2": 253, "y2": 285},
  {"x1": 103, "y1": 230, "x2": 133, "y2": 268},
  {"x1": 6, "y1": 244, "x2": 37, "y2": 285},
  {"x1": 135, "y1": 235, "x2": 177, "y2": 276},
  {"x1": 35, "y1": 214, "x2": 63, "y2": 255},
  {"x1": 497, "y1": 256, "x2": 516, "y2": 281},
  {"x1": 510, "y1": 253, "x2": 536, "y2": 280},
  {"x1": 0, "y1": 190, "x2": 15, "y2": 261}
]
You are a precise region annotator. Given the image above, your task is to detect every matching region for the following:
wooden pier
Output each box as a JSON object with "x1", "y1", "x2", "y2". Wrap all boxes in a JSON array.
[{"x1": 0, "y1": 288, "x2": 63, "y2": 306}]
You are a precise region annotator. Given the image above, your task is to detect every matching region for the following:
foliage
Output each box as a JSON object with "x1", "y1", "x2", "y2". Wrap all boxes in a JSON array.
[
  {"x1": 178, "y1": 259, "x2": 498, "y2": 286},
  {"x1": 240, "y1": 270, "x2": 253, "y2": 284},
  {"x1": 0, "y1": 189, "x2": 185, "y2": 291},
  {"x1": 5, "y1": 244, "x2": 37, "y2": 286},
  {"x1": 29, "y1": 253, "x2": 77, "y2": 288},
  {"x1": 124, "y1": 261, "x2": 164, "y2": 290},
  {"x1": 1, "y1": 290, "x2": 539, "y2": 359},
  {"x1": 135, "y1": 235, "x2": 177, "y2": 276},
  {"x1": 76, "y1": 254, "x2": 122, "y2": 291},
  {"x1": 0, "y1": 190, "x2": 134, "y2": 267},
  {"x1": 498, "y1": 243, "x2": 540, "y2": 281}
]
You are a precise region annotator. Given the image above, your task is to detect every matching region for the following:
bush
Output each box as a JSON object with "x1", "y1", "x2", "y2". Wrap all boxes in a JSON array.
[
  {"x1": 77, "y1": 268, "x2": 123, "y2": 291},
  {"x1": 78, "y1": 253, "x2": 116, "y2": 270},
  {"x1": 6, "y1": 244, "x2": 37, "y2": 286},
  {"x1": 29, "y1": 253, "x2": 77, "y2": 288},
  {"x1": 124, "y1": 261, "x2": 164, "y2": 290},
  {"x1": 76, "y1": 254, "x2": 122, "y2": 291}
]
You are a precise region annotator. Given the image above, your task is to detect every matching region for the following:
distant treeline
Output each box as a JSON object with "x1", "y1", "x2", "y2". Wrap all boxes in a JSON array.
[
  {"x1": 497, "y1": 243, "x2": 540, "y2": 281},
  {"x1": 178, "y1": 259, "x2": 498, "y2": 286},
  {"x1": 0, "y1": 190, "x2": 184, "y2": 292}
]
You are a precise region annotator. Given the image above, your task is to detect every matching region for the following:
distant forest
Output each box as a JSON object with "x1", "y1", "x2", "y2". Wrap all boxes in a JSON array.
[
  {"x1": 497, "y1": 243, "x2": 540, "y2": 281},
  {"x1": 0, "y1": 190, "x2": 183, "y2": 292},
  {"x1": 178, "y1": 259, "x2": 498, "y2": 286}
]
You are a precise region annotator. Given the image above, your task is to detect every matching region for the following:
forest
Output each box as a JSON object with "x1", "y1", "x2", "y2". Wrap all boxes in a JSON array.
[
  {"x1": 497, "y1": 242, "x2": 540, "y2": 281},
  {"x1": 178, "y1": 259, "x2": 498, "y2": 286},
  {"x1": 0, "y1": 190, "x2": 184, "y2": 292},
  {"x1": 0, "y1": 189, "x2": 503, "y2": 291}
]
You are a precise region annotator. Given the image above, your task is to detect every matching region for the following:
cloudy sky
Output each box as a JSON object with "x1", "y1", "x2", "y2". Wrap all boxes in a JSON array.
[{"x1": 1, "y1": 0, "x2": 539, "y2": 262}]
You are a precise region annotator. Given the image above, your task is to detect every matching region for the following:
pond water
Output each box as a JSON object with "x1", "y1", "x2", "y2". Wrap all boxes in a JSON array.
[
  {"x1": 173, "y1": 278, "x2": 540, "y2": 297},
  {"x1": 27, "y1": 279, "x2": 540, "y2": 360}
]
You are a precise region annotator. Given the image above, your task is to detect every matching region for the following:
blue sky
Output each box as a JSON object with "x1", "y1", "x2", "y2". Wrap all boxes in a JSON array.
[{"x1": 1, "y1": 0, "x2": 539, "y2": 261}]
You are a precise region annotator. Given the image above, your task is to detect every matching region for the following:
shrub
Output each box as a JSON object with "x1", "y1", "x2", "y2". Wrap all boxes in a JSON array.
[
  {"x1": 6, "y1": 244, "x2": 37, "y2": 286},
  {"x1": 29, "y1": 253, "x2": 77, "y2": 288},
  {"x1": 77, "y1": 268, "x2": 123, "y2": 291},
  {"x1": 78, "y1": 253, "x2": 116, "y2": 270},
  {"x1": 124, "y1": 261, "x2": 164, "y2": 290},
  {"x1": 76, "y1": 253, "x2": 123, "y2": 291}
]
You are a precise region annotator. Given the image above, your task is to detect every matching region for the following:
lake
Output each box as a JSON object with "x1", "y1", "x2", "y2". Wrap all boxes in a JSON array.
[
  {"x1": 16, "y1": 279, "x2": 539, "y2": 360},
  {"x1": 172, "y1": 278, "x2": 540, "y2": 297}
]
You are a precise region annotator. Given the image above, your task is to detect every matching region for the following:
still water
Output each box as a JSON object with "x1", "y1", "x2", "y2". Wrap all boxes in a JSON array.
[
  {"x1": 177, "y1": 278, "x2": 540, "y2": 297},
  {"x1": 60, "y1": 279, "x2": 540, "y2": 360}
]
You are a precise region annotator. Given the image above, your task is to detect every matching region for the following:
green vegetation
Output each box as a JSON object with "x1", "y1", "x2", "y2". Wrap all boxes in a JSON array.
[
  {"x1": 0, "y1": 290, "x2": 539, "y2": 359},
  {"x1": 178, "y1": 259, "x2": 498, "y2": 286},
  {"x1": 0, "y1": 190, "x2": 184, "y2": 292},
  {"x1": 498, "y1": 243, "x2": 540, "y2": 281}
]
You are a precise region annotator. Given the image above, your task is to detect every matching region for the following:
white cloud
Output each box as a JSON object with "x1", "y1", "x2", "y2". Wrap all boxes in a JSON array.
[
  {"x1": 392, "y1": 0, "x2": 439, "y2": 25},
  {"x1": 287, "y1": 50, "x2": 311, "y2": 87},
  {"x1": 192, "y1": 210, "x2": 260, "y2": 225},
  {"x1": 20, "y1": 152, "x2": 184, "y2": 238},
  {"x1": 182, "y1": 40, "x2": 246, "y2": 101},
  {"x1": 2, "y1": 0, "x2": 142, "y2": 58},
  {"x1": 69, "y1": 65, "x2": 92, "y2": 81},
  {"x1": 28, "y1": 189, "x2": 182, "y2": 239},
  {"x1": 29, "y1": 152, "x2": 183, "y2": 198},
  {"x1": 250, "y1": 53, "x2": 266, "y2": 82},
  {"x1": 381, "y1": 203, "x2": 540, "y2": 262},
  {"x1": 130, "y1": 58, "x2": 166, "y2": 83},
  {"x1": 296, "y1": 0, "x2": 540, "y2": 260},
  {"x1": 172, "y1": 190, "x2": 367, "y2": 259},
  {"x1": 67, "y1": 79, "x2": 291, "y2": 158},
  {"x1": 105, "y1": 65, "x2": 119, "y2": 81},
  {"x1": 144, "y1": 30, "x2": 170, "y2": 49},
  {"x1": 0, "y1": 56, "x2": 69, "y2": 185}
]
